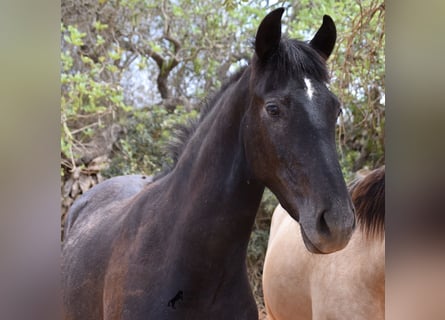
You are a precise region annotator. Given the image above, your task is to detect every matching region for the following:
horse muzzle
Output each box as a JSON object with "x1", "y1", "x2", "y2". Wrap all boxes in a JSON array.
[{"x1": 299, "y1": 205, "x2": 356, "y2": 254}]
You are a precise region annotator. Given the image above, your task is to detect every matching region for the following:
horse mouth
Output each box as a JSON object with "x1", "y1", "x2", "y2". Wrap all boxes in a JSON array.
[{"x1": 299, "y1": 226, "x2": 325, "y2": 254}]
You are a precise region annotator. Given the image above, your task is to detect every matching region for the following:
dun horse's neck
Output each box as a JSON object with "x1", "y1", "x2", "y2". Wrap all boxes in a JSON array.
[{"x1": 160, "y1": 67, "x2": 264, "y2": 261}]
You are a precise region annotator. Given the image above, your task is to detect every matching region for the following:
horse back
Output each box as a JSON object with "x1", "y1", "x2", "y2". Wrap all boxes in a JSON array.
[{"x1": 64, "y1": 174, "x2": 152, "y2": 235}]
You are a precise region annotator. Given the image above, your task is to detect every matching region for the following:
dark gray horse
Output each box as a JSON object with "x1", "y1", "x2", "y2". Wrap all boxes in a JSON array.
[{"x1": 62, "y1": 8, "x2": 355, "y2": 320}]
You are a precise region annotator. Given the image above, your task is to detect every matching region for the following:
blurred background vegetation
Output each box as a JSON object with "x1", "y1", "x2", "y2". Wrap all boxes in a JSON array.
[{"x1": 61, "y1": 0, "x2": 384, "y2": 316}]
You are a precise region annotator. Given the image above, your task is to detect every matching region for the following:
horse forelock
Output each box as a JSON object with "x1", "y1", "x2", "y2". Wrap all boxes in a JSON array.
[
  {"x1": 253, "y1": 37, "x2": 330, "y2": 84},
  {"x1": 349, "y1": 166, "x2": 385, "y2": 239}
]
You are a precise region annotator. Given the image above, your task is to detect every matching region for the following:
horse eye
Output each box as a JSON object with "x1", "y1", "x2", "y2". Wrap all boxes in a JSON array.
[{"x1": 266, "y1": 104, "x2": 280, "y2": 117}]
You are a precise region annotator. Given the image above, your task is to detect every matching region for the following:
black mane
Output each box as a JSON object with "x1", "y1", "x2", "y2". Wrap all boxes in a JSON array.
[
  {"x1": 154, "y1": 68, "x2": 246, "y2": 180},
  {"x1": 348, "y1": 166, "x2": 385, "y2": 239}
]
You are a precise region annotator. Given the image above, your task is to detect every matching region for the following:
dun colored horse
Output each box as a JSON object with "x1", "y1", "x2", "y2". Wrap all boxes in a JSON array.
[
  {"x1": 62, "y1": 8, "x2": 355, "y2": 320},
  {"x1": 263, "y1": 166, "x2": 385, "y2": 320}
]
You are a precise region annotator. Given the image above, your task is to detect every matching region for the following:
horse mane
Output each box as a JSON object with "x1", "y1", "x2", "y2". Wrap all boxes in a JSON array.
[
  {"x1": 154, "y1": 68, "x2": 247, "y2": 180},
  {"x1": 155, "y1": 37, "x2": 329, "y2": 180},
  {"x1": 348, "y1": 166, "x2": 385, "y2": 239}
]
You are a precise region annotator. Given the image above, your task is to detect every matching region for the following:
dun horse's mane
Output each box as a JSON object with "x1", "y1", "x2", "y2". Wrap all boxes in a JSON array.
[
  {"x1": 348, "y1": 166, "x2": 385, "y2": 239},
  {"x1": 155, "y1": 38, "x2": 329, "y2": 180}
]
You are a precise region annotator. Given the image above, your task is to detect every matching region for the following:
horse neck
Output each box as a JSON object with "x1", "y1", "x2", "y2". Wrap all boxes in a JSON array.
[
  {"x1": 159, "y1": 67, "x2": 264, "y2": 259},
  {"x1": 337, "y1": 230, "x2": 385, "y2": 291}
]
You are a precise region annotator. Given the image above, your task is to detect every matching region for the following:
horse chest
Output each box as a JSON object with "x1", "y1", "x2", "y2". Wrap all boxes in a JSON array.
[
  {"x1": 106, "y1": 273, "x2": 257, "y2": 320},
  {"x1": 102, "y1": 228, "x2": 257, "y2": 319}
]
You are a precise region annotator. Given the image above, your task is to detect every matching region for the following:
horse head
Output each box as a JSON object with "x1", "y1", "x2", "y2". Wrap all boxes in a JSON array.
[{"x1": 243, "y1": 8, "x2": 355, "y2": 253}]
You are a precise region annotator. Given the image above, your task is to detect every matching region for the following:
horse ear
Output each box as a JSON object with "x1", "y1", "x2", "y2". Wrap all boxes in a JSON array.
[
  {"x1": 255, "y1": 8, "x2": 285, "y2": 61},
  {"x1": 309, "y1": 15, "x2": 336, "y2": 60}
]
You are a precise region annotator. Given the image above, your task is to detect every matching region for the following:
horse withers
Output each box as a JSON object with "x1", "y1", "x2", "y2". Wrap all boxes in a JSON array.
[
  {"x1": 62, "y1": 8, "x2": 354, "y2": 320},
  {"x1": 263, "y1": 166, "x2": 385, "y2": 320}
]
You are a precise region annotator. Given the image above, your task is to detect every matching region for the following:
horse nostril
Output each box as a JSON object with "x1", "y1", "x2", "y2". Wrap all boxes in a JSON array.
[{"x1": 317, "y1": 210, "x2": 331, "y2": 237}]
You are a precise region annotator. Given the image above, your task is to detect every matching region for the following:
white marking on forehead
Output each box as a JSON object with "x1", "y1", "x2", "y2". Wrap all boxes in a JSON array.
[{"x1": 304, "y1": 77, "x2": 315, "y2": 101}]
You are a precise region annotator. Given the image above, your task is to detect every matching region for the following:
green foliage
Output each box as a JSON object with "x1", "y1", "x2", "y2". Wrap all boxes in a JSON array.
[
  {"x1": 61, "y1": 24, "x2": 130, "y2": 169},
  {"x1": 63, "y1": 25, "x2": 86, "y2": 46},
  {"x1": 247, "y1": 188, "x2": 278, "y2": 262},
  {"x1": 102, "y1": 105, "x2": 198, "y2": 178}
]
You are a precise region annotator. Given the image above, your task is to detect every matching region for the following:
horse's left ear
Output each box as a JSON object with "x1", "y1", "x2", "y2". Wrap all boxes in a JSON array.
[
  {"x1": 310, "y1": 15, "x2": 336, "y2": 60},
  {"x1": 255, "y1": 8, "x2": 285, "y2": 61}
]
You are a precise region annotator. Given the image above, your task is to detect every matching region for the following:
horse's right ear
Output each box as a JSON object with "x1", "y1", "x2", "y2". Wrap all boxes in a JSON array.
[{"x1": 255, "y1": 8, "x2": 285, "y2": 61}]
